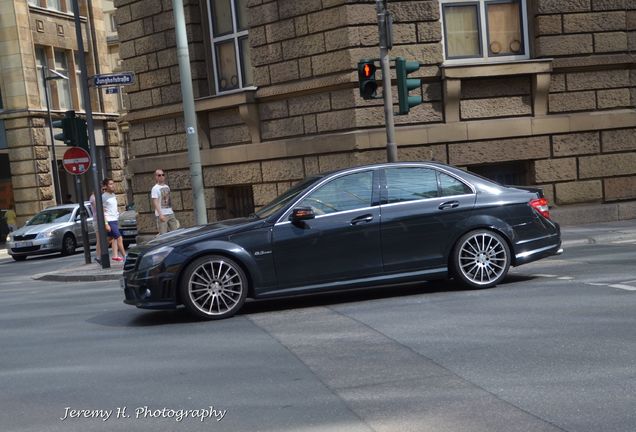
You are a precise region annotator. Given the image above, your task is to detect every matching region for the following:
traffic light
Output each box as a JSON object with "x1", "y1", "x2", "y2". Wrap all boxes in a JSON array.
[
  {"x1": 357, "y1": 59, "x2": 378, "y2": 100},
  {"x1": 52, "y1": 110, "x2": 89, "y2": 150},
  {"x1": 396, "y1": 57, "x2": 423, "y2": 115},
  {"x1": 72, "y1": 117, "x2": 89, "y2": 151},
  {"x1": 52, "y1": 111, "x2": 74, "y2": 145}
]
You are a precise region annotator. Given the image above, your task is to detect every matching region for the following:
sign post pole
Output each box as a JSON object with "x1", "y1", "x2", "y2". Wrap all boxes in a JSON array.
[{"x1": 64, "y1": 147, "x2": 92, "y2": 264}]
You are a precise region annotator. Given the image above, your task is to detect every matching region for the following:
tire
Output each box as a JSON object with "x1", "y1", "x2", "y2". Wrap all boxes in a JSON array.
[
  {"x1": 61, "y1": 234, "x2": 76, "y2": 256},
  {"x1": 12, "y1": 255, "x2": 27, "y2": 261},
  {"x1": 180, "y1": 255, "x2": 248, "y2": 320},
  {"x1": 452, "y1": 229, "x2": 511, "y2": 289}
]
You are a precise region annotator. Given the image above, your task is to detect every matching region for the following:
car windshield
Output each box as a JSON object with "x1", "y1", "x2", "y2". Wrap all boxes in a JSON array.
[
  {"x1": 253, "y1": 176, "x2": 323, "y2": 219},
  {"x1": 27, "y1": 208, "x2": 73, "y2": 225}
]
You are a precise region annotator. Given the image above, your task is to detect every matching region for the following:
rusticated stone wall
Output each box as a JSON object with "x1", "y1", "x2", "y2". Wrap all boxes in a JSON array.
[{"x1": 116, "y1": 0, "x2": 636, "y2": 236}]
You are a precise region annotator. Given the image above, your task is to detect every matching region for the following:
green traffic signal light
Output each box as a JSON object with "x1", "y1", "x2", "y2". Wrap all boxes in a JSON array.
[
  {"x1": 357, "y1": 59, "x2": 378, "y2": 100},
  {"x1": 396, "y1": 57, "x2": 423, "y2": 115}
]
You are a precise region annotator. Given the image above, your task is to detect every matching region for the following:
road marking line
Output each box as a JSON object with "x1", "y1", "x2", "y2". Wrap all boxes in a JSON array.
[
  {"x1": 609, "y1": 284, "x2": 636, "y2": 291},
  {"x1": 587, "y1": 283, "x2": 607, "y2": 286},
  {"x1": 620, "y1": 279, "x2": 636, "y2": 284},
  {"x1": 611, "y1": 239, "x2": 636, "y2": 244},
  {"x1": 557, "y1": 276, "x2": 574, "y2": 280},
  {"x1": 531, "y1": 274, "x2": 558, "y2": 278}
]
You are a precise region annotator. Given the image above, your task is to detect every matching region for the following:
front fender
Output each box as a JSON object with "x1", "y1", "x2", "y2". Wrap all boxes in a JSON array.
[{"x1": 175, "y1": 240, "x2": 265, "y2": 296}]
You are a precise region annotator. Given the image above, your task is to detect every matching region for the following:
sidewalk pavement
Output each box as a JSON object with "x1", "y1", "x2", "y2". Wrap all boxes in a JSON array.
[{"x1": 1, "y1": 219, "x2": 635, "y2": 283}]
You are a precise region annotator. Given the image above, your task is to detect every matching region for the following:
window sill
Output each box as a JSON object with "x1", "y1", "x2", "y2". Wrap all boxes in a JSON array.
[
  {"x1": 195, "y1": 89, "x2": 261, "y2": 143},
  {"x1": 441, "y1": 59, "x2": 553, "y2": 122}
]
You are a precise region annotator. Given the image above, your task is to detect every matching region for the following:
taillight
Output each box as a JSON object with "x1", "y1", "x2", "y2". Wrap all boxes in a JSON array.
[{"x1": 529, "y1": 198, "x2": 550, "y2": 219}]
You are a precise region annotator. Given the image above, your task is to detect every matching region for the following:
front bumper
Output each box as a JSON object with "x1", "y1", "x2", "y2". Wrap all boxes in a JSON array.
[
  {"x1": 122, "y1": 253, "x2": 179, "y2": 309},
  {"x1": 7, "y1": 237, "x2": 61, "y2": 257}
]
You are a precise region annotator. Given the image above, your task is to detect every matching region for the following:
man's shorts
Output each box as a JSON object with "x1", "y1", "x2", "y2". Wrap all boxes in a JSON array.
[{"x1": 107, "y1": 221, "x2": 121, "y2": 239}]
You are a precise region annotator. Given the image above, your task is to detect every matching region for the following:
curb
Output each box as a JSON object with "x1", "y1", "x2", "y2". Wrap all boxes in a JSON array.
[{"x1": 32, "y1": 272, "x2": 122, "y2": 282}]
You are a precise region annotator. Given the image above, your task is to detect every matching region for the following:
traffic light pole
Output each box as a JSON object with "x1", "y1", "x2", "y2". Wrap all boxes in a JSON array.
[
  {"x1": 375, "y1": 0, "x2": 397, "y2": 162},
  {"x1": 71, "y1": 0, "x2": 110, "y2": 268}
]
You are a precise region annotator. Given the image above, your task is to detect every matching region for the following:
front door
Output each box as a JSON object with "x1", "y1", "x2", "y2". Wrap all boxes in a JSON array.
[{"x1": 272, "y1": 169, "x2": 382, "y2": 290}]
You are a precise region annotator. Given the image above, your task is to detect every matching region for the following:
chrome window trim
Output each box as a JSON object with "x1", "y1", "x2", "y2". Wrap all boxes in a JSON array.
[
  {"x1": 380, "y1": 193, "x2": 476, "y2": 209},
  {"x1": 275, "y1": 206, "x2": 378, "y2": 227}
]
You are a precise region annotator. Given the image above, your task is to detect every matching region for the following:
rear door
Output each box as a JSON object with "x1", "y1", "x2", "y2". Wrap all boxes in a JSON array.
[{"x1": 380, "y1": 166, "x2": 476, "y2": 273}]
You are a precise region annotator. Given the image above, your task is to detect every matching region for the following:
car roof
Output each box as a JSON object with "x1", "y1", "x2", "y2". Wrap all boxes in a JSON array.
[{"x1": 41, "y1": 202, "x2": 91, "y2": 210}]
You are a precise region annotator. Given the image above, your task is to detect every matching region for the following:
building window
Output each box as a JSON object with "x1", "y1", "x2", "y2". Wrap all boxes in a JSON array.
[
  {"x1": 109, "y1": 14, "x2": 117, "y2": 32},
  {"x1": 54, "y1": 49, "x2": 72, "y2": 109},
  {"x1": 28, "y1": 0, "x2": 67, "y2": 12},
  {"x1": 35, "y1": 46, "x2": 49, "y2": 109},
  {"x1": 74, "y1": 52, "x2": 85, "y2": 110},
  {"x1": 207, "y1": 0, "x2": 253, "y2": 94},
  {"x1": 441, "y1": 0, "x2": 529, "y2": 63},
  {"x1": 469, "y1": 161, "x2": 530, "y2": 186}
]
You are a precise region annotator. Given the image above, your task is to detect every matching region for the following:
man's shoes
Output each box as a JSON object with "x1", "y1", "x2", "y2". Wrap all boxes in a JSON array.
[
  {"x1": 112, "y1": 256, "x2": 124, "y2": 262},
  {"x1": 95, "y1": 257, "x2": 101, "y2": 264}
]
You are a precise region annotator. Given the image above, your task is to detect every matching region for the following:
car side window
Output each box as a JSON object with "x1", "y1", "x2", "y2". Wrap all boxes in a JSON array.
[
  {"x1": 440, "y1": 172, "x2": 472, "y2": 196},
  {"x1": 386, "y1": 167, "x2": 438, "y2": 203},
  {"x1": 298, "y1": 171, "x2": 373, "y2": 215}
]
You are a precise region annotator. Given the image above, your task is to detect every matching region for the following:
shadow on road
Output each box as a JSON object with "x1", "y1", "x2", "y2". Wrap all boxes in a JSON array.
[{"x1": 86, "y1": 277, "x2": 545, "y2": 328}]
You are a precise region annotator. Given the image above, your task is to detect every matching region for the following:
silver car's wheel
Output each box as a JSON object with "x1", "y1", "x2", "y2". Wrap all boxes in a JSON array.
[
  {"x1": 61, "y1": 234, "x2": 76, "y2": 256},
  {"x1": 181, "y1": 255, "x2": 247, "y2": 320},
  {"x1": 453, "y1": 230, "x2": 510, "y2": 288}
]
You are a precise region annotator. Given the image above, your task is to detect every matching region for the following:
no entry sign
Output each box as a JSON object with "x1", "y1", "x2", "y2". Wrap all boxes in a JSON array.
[{"x1": 62, "y1": 147, "x2": 91, "y2": 175}]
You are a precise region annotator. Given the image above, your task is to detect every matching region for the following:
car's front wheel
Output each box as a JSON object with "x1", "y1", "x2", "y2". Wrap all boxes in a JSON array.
[
  {"x1": 12, "y1": 255, "x2": 27, "y2": 261},
  {"x1": 180, "y1": 255, "x2": 248, "y2": 320},
  {"x1": 61, "y1": 234, "x2": 76, "y2": 256},
  {"x1": 453, "y1": 229, "x2": 511, "y2": 289}
]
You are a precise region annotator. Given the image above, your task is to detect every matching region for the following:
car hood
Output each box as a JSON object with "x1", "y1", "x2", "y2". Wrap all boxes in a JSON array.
[
  {"x1": 13, "y1": 222, "x2": 69, "y2": 236},
  {"x1": 118, "y1": 210, "x2": 137, "y2": 223},
  {"x1": 138, "y1": 217, "x2": 264, "y2": 251}
]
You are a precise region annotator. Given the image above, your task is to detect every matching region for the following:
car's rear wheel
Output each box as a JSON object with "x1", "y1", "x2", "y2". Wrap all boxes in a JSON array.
[
  {"x1": 453, "y1": 229, "x2": 511, "y2": 289},
  {"x1": 12, "y1": 255, "x2": 27, "y2": 261},
  {"x1": 180, "y1": 255, "x2": 248, "y2": 320},
  {"x1": 61, "y1": 234, "x2": 76, "y2": 256}
]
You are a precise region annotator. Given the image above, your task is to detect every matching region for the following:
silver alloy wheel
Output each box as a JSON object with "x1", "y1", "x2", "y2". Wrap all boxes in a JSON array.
[
  {"x1": 458, "y1": 232, "x2": 508, "y2": 286},
  {"x1": 187, "y1": 258, "x2": 244, "y2": 316}
]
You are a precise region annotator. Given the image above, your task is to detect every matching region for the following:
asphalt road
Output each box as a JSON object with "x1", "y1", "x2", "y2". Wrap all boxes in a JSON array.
[{"x1": 0, "y1": 239, "x2": 635, "y2": 432}]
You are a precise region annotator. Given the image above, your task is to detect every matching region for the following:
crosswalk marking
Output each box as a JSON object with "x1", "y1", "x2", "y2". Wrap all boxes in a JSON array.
[
  {"x1": 531, "y1": 274, "x2": 636, "y2": 292},
  {"x1": 608, "y1": 284, "x2": 636, "y2": 291}
]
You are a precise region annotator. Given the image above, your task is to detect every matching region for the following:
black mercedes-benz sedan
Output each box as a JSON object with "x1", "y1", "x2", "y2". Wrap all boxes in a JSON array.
[{"x1": 122, "y1": 162, "x2": 562, "y2": 320}]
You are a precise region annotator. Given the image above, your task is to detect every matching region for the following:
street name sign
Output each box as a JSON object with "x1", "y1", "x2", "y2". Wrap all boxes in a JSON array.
[
  {"x1": 94, "y1": 72, "x2": 135, "y2": 87},
  {"x1": 62, "y1": 147, "x2": 91, "y2": 175}
]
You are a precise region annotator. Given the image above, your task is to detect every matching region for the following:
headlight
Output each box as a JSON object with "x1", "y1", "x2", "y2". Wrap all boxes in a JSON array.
[
  {"x1": 37, "y1": 231, "x2": 56, "y2": 239},
  {"x1": 5, "y1": 234, "x2": 10, "y2": 242},
  {"x1": 138, "y1": 246, "x2": 173, "y2": 271}
]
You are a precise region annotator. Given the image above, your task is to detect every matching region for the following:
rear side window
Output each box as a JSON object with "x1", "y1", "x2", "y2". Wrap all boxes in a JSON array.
[
  {"x1": 440, "y1": 172, "x2": 472, "y2": 196},
  {"x1": 386, "y1": 167, "x2": 438, "y2": 203}
]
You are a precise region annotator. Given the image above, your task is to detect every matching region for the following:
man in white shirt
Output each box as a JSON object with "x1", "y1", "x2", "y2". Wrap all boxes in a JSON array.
[
  {"x1": 102, "y1": 178, "x2": 126, "y2": 262},
  {"x1": 151, "y1": 169, "x2": 180, "y2": 234}
]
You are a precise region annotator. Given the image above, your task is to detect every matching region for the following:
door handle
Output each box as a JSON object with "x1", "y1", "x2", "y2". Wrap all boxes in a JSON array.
[
  {"x1": 438, "y1": 201, "x2": 460, "y2": 210},
  {"x1": 351, "y1": 214, "x2": 374, "y2": 225}
]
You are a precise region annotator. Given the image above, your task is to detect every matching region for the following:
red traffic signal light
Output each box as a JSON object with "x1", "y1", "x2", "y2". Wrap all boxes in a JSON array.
[{"x1": 357, "y1": 60, "x2": 378, "y2": 100}]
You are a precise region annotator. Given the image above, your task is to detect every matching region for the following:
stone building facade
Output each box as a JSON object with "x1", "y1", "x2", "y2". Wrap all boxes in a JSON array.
[
  {"x1": 114, "y1": 0, "x2": 636, "y2": 236},
  {"x1": 0, "y1": 0, "x2": 123, "y2": 225}
]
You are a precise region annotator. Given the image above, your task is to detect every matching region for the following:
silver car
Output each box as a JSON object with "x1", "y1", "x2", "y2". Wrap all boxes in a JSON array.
[{"x1": 5, "y1": 203, "x2": 96, "y2": 261}]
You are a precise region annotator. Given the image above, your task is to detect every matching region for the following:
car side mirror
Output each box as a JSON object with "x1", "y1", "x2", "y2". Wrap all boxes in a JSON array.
[{"x1": 289, "y1": 207, "x2": 315, "y2": 223}]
